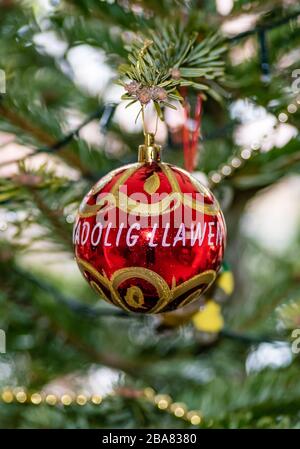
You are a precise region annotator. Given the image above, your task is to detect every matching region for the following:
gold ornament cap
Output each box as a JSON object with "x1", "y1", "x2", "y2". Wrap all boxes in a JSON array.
[{"x1": 138, "y1": 133, "x2": 161, "y2": 163}]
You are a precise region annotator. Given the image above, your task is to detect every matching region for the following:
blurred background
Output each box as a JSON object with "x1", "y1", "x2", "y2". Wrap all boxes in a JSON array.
[{"x1": 0, "y1": 0, "x2": 300, "y2": 429}]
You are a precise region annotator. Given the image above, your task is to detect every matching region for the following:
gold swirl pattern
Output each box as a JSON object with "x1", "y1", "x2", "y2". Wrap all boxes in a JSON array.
[
  {"x1": 91, "y1": 163, "x2": 141, "y2": 196},
  {"x1": 77, "y1": 258, "x2": 131, "y2": 312},
  {"x1": 76, "y1": 257, "x2": 216, "y2": 313},
  {"x1": 110, "y1": 164, "x2": 141, "y2": 196},
  {"x1": 79, "y1": 164, "x2": 141, "y2": 218},
  {"x1": 125, "y1": 286, "x2": 147, "y2": 309},
  {"x1": 78, "y1": 163, "x2": 220, "y2": 218},
  {"x1": 117, "y1": 191, "x2": 182, "y2": 216},
  {"x1": 159, "y1": 163, "x2": 220, "y2": 216},
  {"x1": 111, "y1": 266, "x2": 171, "y2": 312},
  {"x1": 171, "y1": 165, "x2": 212, "y2": 197}
]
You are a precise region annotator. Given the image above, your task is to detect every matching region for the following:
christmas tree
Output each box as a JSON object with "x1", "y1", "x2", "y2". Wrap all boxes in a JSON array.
[{"x1": 0, "y1": 0, "x2": 300, "y2": 429}]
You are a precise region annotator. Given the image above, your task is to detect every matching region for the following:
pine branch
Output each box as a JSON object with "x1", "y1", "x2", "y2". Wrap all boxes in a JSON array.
[
  {"x1": 118, "y1": 23, "x2": 227, "y2": 116},
  {"x1": 49, "y1": 319, "x2": 142, "y2": 377},
  {"x1": 7, "y1": 265, "x2": 144, "y2": 378},
  {"x1": 0, "y1": 104, "x2": 90, "y2": 175},
  {"x1": 28, "y1": 188, "x2": 72, "y2": 250}
]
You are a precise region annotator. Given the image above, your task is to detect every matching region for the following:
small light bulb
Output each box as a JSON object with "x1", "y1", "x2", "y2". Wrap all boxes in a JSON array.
[{"x1": 278, "y1": 112, "x2": 288, "y2": 123}]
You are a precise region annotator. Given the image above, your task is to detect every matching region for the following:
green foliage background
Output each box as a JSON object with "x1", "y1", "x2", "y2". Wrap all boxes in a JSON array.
[{"x1": 0, "y1": 0, "x2": 300, "y2": 429}]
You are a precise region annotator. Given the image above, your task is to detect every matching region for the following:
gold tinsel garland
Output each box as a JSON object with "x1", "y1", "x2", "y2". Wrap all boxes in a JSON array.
[{"x1": 0, "y1": 386, "x2": 203, "y2": 427}]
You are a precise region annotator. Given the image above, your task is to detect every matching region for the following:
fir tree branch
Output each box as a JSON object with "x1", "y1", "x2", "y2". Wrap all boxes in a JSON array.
[
  {"x1": 118, "y1": 24, "x2": 227, "y2": 115},
  {"x1": 227, "y1": 9, "x2": 300, "y2": 43},
  {"x1": 0, "y1": 103, "x2": 91, "y2": 176},
  {"x1": 27, "y1": 188, "x2": 72, "y2": 250}
]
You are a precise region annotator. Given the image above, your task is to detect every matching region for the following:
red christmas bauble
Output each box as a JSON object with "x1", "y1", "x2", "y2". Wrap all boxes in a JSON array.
[{"x1": 74, "y1": 137, "x2": 226, "y2": 313}]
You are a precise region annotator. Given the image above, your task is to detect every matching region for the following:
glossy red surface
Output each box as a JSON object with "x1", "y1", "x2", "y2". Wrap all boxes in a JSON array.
[{"x1": 74, "y1": 162, "x2": 226, "y2": 313}]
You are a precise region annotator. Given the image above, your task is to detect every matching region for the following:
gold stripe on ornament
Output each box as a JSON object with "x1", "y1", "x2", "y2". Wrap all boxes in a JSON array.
[
  {"x1": 90, "y1": 167, "x2": 123, "y2": 196},
  {"x1": 110, "y1": 164, "x2": 141, "y2": 196},
  {"x1": 151, "y1": 269, "x2": 216, "y2": 313},
  {"x1": 173, "y1": 270, "x2": 216, "y2": 297},
  {"x1": 78, "y1": 164, "x2": 141, "y2": 218},
  {"x1": 78, "y1": 201, "x2": 111, "y2": 218},
  {"x1": 76, "y1": 258, "x2": 131, "y2": 312},
  {"x1": 159, "y1": 163, "x2": 220, "y2": 216},
  {"x1": 183, "y1": 196, "x2": 219, "y2": 215},
  {"x1": 159, "y1": 162, "x2": 181, "y2": 193},
  {"x1": 173, "y1": 166, "x2": 211, "y2": 197},
  {"x1": 188, "y1": 172, "x2": 222, "y2": 215},
  {"x1": 173, "y1": 270, "x2": 216, "y2": 308},
  {"x1": 79, "y1": 169, "x2": 123, "y2": 218},
  {"x1": 144, "y1": 172, "x2": 160, "y2": 195},
  {"x1": 179, "y1": 289, "x2": 205, "y2": 308},
  {"x1": 90, "y1": 281, "x2": 116, "y2": 306}
]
